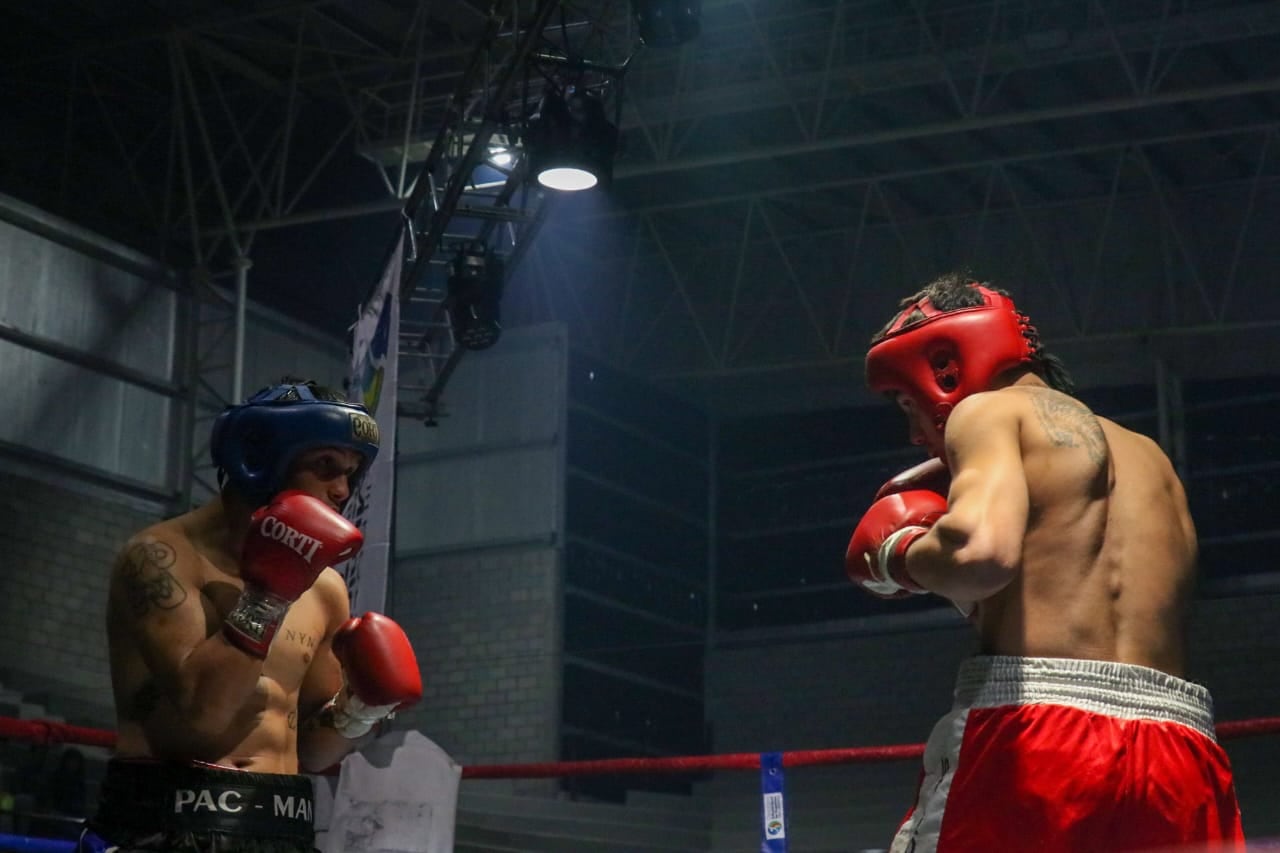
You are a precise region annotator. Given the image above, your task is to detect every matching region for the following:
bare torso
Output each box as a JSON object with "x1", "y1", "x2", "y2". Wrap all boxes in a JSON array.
[
  {"x1": 107, "y1": 501, "x2": 345, "y2": 772},
  {"x1": 972, "y1": 385, "x2": 1196, "y2": 676}
]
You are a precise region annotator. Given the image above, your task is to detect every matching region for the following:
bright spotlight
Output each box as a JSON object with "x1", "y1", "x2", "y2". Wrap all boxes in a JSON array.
[
  {"x1": 526, "y1": 89, "x2": 619, "y2": 192},
  {"x1": 536, "y1": 167, "x2": 599, "y2": 192}
]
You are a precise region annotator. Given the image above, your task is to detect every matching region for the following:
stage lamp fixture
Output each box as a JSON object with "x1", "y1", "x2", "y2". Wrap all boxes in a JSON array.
[
  {"x1": 447, "y1": 244, "x2": 505, "y2": 351},
  {"x1": 527, "y1": 89, "x2": 620, "y2": 192},
  {"x1": 631, "y1": 0, "x2": 701, "y2": 47},
  {"x1": 487, "y1": 133, "x2": 517, "y2": 169}
]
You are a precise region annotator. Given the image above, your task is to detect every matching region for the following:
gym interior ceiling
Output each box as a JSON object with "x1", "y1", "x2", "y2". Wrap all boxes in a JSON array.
[{"x1": 4, "y1": 0, "x2": 1280, "y2": 417}]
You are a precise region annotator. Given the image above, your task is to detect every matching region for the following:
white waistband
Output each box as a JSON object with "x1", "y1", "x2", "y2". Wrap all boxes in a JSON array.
[{"x1": 953, "y1": 656, "x2": 1218, "y2": 741}]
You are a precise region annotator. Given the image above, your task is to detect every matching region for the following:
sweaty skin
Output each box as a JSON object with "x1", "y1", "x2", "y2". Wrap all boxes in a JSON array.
[
  {"x1": 901, "y1": 373, "x2": 1196, "y2": 677},
  {"x1": 106, "y1": 448, "x2": 365, "y2": 772}
]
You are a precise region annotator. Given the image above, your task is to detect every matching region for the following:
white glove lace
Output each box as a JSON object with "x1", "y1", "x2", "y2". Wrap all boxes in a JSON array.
[
  {"x1": 863, "y1": 526, "x2": 927, "y2": 596},
  {"x1": 329, "y1": 687, "x2": 399, "y2": 739}
]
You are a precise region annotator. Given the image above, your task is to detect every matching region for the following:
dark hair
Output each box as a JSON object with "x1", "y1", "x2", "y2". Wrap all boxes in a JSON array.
[
  {"x1": 872, "y1": 272, "x2": 1076, "y2": 395},
  {"x1": 262, "y1": 375, "x2": 346, "y2": 403}
]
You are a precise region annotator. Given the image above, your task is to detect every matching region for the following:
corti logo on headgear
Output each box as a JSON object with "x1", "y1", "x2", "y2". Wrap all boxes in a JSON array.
[
  {"x1": 259, "y1": 516, "x2": 324, "y2": 563},
  {"x1": 349, "y1": 412, "x2": 380, "y2": 447}
]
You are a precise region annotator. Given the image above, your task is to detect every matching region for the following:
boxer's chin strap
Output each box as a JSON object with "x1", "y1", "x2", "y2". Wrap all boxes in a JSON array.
[{"x1": 326, "y1": 686, "x2": 398, "y2": 739}]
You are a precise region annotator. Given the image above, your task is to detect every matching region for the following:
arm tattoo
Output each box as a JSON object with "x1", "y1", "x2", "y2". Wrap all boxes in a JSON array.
[
  {"x1": 118, "y1": 541, "x2": 187, "y2": 618},
  {"x1": 1027, "y1": 388, "x2": 1108, "y2": 466}
]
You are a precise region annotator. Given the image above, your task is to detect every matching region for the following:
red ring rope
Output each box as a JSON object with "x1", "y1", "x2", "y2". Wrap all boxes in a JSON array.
[{"x1": 2, "y1": 715, "x2": 1277, "y2": 779}]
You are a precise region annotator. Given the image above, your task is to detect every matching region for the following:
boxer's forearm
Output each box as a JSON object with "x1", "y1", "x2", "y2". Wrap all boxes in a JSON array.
[
  {"x1": 909, "y1": 445, "x2": 1027, "y2": 601},
  {"x1": 168, "y1": 631, "x2": 269, "y2": 737},
  {"x1": 905, "y1": 520, "x2": 1016, "y2": 602},
  {"x1": 296, "y1": 704, "x2": 364, "y2": 773}
]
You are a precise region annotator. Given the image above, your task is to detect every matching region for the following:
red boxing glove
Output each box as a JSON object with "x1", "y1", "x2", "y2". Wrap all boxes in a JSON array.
[
  {"x1": 329, "y1": 612, "x2": 423, "y2": 738},
  {"x1": 875, "y1": 457, "x2": 951, "y2": 501},
  {"x1": 846, "y1": 490, "x2": 947, "y2": 598},
  {"x1": 224, "y1": 491, "x2": 364, "y2": 658}
]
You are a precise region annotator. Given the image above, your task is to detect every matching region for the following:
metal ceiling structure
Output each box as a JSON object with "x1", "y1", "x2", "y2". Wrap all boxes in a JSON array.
[{"x1": 4, "y1": 0, "x2": 1280, "y2": 419}]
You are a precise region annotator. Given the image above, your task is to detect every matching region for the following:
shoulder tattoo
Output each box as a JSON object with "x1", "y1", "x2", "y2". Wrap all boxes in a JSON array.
[
  {"x1": 118, "y1": 541, "x2": 187, "y2": 618},
  {"x1": 1026, "y1": 388, "x2": 1108, "y2": 467}
]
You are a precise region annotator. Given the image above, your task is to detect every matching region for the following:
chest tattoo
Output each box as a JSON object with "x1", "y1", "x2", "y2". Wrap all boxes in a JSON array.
[{"x1": 282, "y1": 629, "x2": 317, "y2": 650}]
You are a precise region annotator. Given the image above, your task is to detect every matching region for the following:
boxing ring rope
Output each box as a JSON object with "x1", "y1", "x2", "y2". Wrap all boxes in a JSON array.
[
  {"x1": 3, "y1": 714, "x2": 1279, "y2": 851},
  {"x1": 0, "y1": 719, "x2": 115, "y2": 751}
]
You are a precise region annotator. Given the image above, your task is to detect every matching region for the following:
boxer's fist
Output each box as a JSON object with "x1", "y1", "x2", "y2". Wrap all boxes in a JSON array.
[
  {"x1": 846, "y1": 490, "x2": 947, "y2": 598},
  {"x1": 242, "y1": 491, "x2": 363, "y2": 599},
  {"x1": 330, "y1": 612, "x2": 422, "y2": 738},
  {"x1": 875, "y1": 457, "x2": 951, "y2": 501},
  {"x1": 224, "y1": 491, "x2": 364, "y2": 658}
]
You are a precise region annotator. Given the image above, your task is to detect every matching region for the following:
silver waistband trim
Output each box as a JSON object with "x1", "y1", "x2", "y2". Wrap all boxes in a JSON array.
[{"x1": 953, "y1": 656, "x2": 1217, "y2": 740}]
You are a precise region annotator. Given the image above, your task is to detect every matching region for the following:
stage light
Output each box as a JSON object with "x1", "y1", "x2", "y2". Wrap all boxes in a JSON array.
[
  {"x1": 487, "y1": 133, "x2": 517, "y2": 169},
  {"x1": 537, "y1": 167, "x2": 598, "y2": 191},
  {"x1": 631, "y1": 0, "x2": 701, "y2": 47},
  {"x1": 526, "y1": 89, "x2": 619, "y2": 192},
  {"x1": 447, "y1": 244, "x2": 505, "y2": 351}
]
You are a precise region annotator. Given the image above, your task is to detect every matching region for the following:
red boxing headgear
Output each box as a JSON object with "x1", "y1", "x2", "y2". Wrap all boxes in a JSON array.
[{"x1": 865, "y1": 285, "x2": 1038, "y2": 432}]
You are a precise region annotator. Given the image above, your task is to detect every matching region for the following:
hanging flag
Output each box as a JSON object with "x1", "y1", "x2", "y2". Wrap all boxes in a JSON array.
[{"x1": 342, "y1": 234, "x2": 402, "y2": 615}]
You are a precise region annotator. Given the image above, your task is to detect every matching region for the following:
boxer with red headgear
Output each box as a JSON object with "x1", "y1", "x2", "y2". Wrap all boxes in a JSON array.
[
  {"x1": 864, "y1": 284, "x2": 1040, "y2": 452},
  {"x1": 86, "y1": 378, "x2": 422, "y2": 853},
  {"x1": 847, "y1": 275, "x2": 1244, "y2": 852}
]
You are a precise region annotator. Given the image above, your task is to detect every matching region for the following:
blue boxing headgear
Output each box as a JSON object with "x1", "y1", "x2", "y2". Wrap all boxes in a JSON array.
[{"x1": 210, "y1": 383, "x2": 381, "y2": 505}]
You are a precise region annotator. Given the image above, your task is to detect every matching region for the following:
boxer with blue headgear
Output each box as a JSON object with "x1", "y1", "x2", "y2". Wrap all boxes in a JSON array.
[
  {"x1": 93, "y1": 377, "x2": 422, "y2": 853},
  {"x1": 211, "y1": 380, "x2": 381, "y2": 506}
]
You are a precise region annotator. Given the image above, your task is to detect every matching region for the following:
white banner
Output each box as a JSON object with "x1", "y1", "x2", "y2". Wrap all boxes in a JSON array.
[
  {"x1": 342, "y1": 235, "x2": 402, "y2": 616},
  {"x1": 315, "y1": 730, "x2": 461, "y2": 853}
]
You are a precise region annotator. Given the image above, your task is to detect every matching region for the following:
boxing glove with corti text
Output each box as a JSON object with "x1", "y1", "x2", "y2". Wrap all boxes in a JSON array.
[{"x1": 223, "y1": 491, "x2": 364, "y2": 658}]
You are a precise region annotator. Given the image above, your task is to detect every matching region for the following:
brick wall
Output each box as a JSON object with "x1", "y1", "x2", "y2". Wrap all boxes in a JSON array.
[
  {"x1": 389, "y1": 543, "x2": 562, "y2": 784},
  {"x1": 0, "y1": 470, "x2": 163, "y2": 725},
  {"x1": 706, "y1": 593, "x2": 1280, "y2": 848}
]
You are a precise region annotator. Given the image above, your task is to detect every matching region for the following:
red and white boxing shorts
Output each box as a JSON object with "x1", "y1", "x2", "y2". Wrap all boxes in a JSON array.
[{"x1": 891, "y1": 656, "x2": 1245, "y2": 852}]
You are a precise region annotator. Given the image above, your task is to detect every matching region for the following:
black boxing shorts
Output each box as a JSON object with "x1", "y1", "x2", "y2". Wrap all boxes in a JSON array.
[{"x1": 80, "y1": 758, "x2": 316, "y2": 853}]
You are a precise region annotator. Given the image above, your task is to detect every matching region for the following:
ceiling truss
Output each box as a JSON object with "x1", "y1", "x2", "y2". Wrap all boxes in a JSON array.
[{"x1": 5, "y1": 0, "x2": 1280, "y2": 418}]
